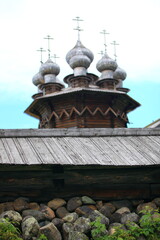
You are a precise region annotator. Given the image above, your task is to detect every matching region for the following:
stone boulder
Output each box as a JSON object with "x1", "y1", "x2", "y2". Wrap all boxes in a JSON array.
[
  {"x1": 13, "y1": 197, "x2": 29, "y2": 212},
  {"x1": 22, "y1": 216, "x2": 39, "y2": 240},
  {"x1": 121, "y1": 212, "x2": 139, "y2": 225},
  {"x1": 73, "y1": 217, "x2": 91, "y2": 234},
  {"x1": 81, "y1": 196, "x2": 96, "y2": 205},
  {"x1": 22, "y1": 209, "x2": 46, "y2": 222},
  {"x1": 137, "y1": 202, "x2": 157, "y2": 214},
  {"x1": 67, "y1": 197, "x2": 82, "y2": 212},
  {"x1": 75, "y1": 206, "x2": 94, "y2": 217},
  {"x1": 40, "y1": 204, "x2": 55, "y2": 220},
  {"x1": 0, "y1": 210, "x2": 22, "y2": 226},
  {"x1": 56, "y1": 207, "x2": 69, "y2": 218},
  {"x1": 63, "y1": 212, "x2": 78, "y2": 223},
  {"x1": 48, "y1": 198, "x2": 66, "y2": 210},
  {"x1": 40, "y1": 222, "x2": 62, "y2": 240},
  {"x1": 29, "y1": 202, "x2": 40, "y2": 211},
  {"x1": 69, "y1": 231, "x2": 89, "y2": 240},
  {"x1": 62, "y1": 222, "x2": 74, "y2": 240},
  {"x1": 89, "y1": 210, "x2": 109, "y2": 227}
]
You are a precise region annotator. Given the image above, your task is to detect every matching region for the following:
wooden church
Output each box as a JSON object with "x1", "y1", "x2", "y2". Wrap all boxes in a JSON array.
[{"x1": 0, "y1": 27, "x2": 160, "y2": 202}]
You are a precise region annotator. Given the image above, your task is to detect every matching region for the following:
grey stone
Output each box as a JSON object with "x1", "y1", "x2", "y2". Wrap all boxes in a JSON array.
[
  {"x1": 75, "y1": 206, "x2": 94, "y2": 217},
  {"x1": 22, "y1": 209, "x2": 46, "y2": 222},
  {"x1": 89, "y1": 210, "x2": 109, "y2": 227},
  {"x1": 0, "y1": 210, "x2": 22, "y2": 226},
  {"x1": 137, "y1": 202, "x2": 157, "y2": 214},
  {"x1": 121, "y1": 212, "x2": 139, "y2": 224},
  {"x1": 74, "y1": 217, "x2": 91, "y2": 234},
  {"x1": 152, "y1": 198, "x2": 160, "y2": 207},
  {"x1": 69, "y1": 231, "x2": 89, "y2": 240},
  {"x1": 48, "y1": 198, "x2": 66, "y2": 210},
  {"x1": 29, "y1": 202, "x2": 40, "y2": 211},
  {"x1": 104, "y1": 202, "x2": 116, "y2": 214},
  {"x1": 81, "y1": 196, "x2": 96, "y2": 205},
  {"x1": 40, "y1": 204, "x2": 55, "y2": 220},
  {"x1": 110, "y1": 212, "x2": 122, "y2": 223},
  {"x1": 39, "y1": 220, "x2": 51, "y2": 227},
  {"x1": 40, "y1": 222, "x2": 62, "y2": 240},
  {"x1": 63, "y1": 212, "x2": 78, "y2": 223},
  {"x1": 67, "y1": 197, "x2": 82, "y2": 212},
  {"x1": 99, "y1": 205, "x2": 112, "y2": 218},
  {"x1": 52, "y1": 218, "x2": 64, "y2": 230},
  {"x1": 13, "y1": 197, "x2": 29, "y2": 212},
  {"x1": 22, "y1": 216, "x2": 40, "y2": 240},
  {"x1": 56, "y1": 207, "x2": 69, "y2": 218},
  {"x1": 62, "y1": 222, "x2": 74, "y2": 240},
  {"x1": 115, "y1": 207, "x2": 130, "y2": 215},
  {"x1": 96, "y1": 201, "x2": 103, "y2": 210}
]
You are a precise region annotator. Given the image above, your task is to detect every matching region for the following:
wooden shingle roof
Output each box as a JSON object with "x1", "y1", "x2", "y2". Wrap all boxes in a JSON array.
[{"x1": 0, "y1": 128, "x2": 160, "y2": 166}]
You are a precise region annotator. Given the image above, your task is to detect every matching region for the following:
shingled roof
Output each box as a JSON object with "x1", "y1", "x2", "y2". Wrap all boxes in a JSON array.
[{"x1": 0, "y1": 128, "x2": 160, "y2": 166}]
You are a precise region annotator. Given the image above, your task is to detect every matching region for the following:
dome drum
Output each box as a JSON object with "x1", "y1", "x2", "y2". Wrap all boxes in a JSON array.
[
  {"x1": 40, "y1": 82, "x2": 64, "y2": 95},
  {"x1": 96, "y1": 78, "x2": 118, "y2": 90},
  {"x1": 67, "y1": 75, "x2": 91, "y2": 88}
]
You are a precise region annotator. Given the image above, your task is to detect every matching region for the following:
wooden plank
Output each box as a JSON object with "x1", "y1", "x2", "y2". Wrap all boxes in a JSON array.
[
  {"x1": 64, "y1": 168, "x2": 160, "y2": 185},
  {"x1": 0, "y1": 128, "x2": 160, "y2": 138}
]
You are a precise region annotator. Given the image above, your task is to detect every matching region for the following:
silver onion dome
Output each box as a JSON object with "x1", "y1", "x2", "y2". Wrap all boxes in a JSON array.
[
  {"x1": 39, "y1": 59, "x2": 60, "y2": 76},
  {"x1": 96, "y1": 53, "x2": 118, "y2": 72},
  {"x1": 66, "y1": 40, "x2": 94, "y2": 76},
  {"x1": 32, "y1": 72, "x2": 44, "y2": 86},
  {"x1": 66, "y1": 40, "x2": 94, "y2": 63},
  {"x1": 113, "y1": 66, "x2": 127, "y2": 80}
]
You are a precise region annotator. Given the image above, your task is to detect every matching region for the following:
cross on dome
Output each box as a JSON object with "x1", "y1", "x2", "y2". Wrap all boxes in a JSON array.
[
  {"x1": 111, "y1": 40, "x2": 119, "y2": 61},
  {"x1": 100, "y1": 29, "x2": 110, "y2": 54},
  {"x1": 44, "y1": 35, "x2": 54, "y2": 59},
  {"x1": 37, "y1": 47, "x2": 46, "y2": 64},
  {"x1": 51, "y1": 54, "x2": 59, "y2": 63},
  {"x1": 73, "y1": 16, "x2": 83, "y2": 41}
]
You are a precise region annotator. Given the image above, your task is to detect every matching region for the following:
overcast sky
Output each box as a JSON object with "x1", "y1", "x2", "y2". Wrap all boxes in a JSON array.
[{"x1": 0, "y1": 0, "x2": 160, "y2": 128}]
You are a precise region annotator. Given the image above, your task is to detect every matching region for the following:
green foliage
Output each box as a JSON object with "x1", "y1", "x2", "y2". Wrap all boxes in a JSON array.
[
  {"x1": 0, "y1": 219, "x2": 22, "y2": 240},
  {"x1": 36, "y1": 234, "x2": 48, "y2": 240},
  {"x1": 90, "y1": 207, "x2": 160, "y2": 240},
  {"x1": 0, "y1": 218, "x2": 48, "y2": 240}
]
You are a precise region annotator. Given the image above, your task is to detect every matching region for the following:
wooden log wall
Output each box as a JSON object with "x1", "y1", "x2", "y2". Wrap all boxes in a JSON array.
[{"x1": 0, "y1": 165, "x2": 160, "y2": 202}]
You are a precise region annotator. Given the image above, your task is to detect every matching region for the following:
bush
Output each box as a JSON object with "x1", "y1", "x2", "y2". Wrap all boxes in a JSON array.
[
  {"x1": 90, "y1": 208, "x2": 160, "y2": 240},
  {"x1": 0, "y1": 219, "x2": 22, "y2": 240}
]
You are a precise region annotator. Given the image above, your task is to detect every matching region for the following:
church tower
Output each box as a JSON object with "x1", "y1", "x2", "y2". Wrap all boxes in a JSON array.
[{"x1": 25, "y1": 24, "x2": 140, "y2": 128}]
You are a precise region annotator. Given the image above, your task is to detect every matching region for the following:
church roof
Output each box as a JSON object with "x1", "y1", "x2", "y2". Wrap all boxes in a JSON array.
[{"x1": 0, "y1": 128, "x2": 159, "y2": 166}]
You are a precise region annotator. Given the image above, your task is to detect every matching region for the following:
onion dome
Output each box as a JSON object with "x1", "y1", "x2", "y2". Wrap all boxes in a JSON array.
[
  {"x1": 113, "y1": 67, "x2": 127, "y2": 81},
  {"x1": 66, "y1": 40, "x2": 94, "y2": 76},
  {"x1": 32, "y1": 72, "x2": 44, "y2": 86},
  {"x1": 96, "y1": 53, "x2": 118, "y2": 79},
  {"x1": 40, "y1": 59, "x2": 60, "y2": 77}
]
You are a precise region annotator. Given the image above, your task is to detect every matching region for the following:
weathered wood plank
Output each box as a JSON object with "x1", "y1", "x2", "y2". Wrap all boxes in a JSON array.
[{"x1": 64, "y1": 168, "x2": 160, "y2": 185}]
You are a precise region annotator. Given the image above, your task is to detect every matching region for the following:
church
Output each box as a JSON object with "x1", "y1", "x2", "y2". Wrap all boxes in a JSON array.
[{"x1": 0, "y1": 24, "x2": 160, "y2": 203}]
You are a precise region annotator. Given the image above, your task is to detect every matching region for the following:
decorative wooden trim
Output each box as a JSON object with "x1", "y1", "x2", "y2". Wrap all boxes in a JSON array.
[{"x1": 48, "y1": 106, "x2": 128, "y2": 122}]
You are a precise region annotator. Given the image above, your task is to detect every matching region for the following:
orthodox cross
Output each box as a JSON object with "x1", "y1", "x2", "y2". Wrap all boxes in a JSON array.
[
  {"x1": 73, "y1": 16, "x2": 83, "y2": 41},
  {"x1": 37, "y1": 47, "x2": 46, "y2": 64},
  {"x1": 100, "y1": 30, "x2": 109, "y2": 54},
  {"x1": 44, "y1": 35, "x2": 54, "y2": 59},
  {"x1": 111, "y1": 40, "x2": 119, "y2": 61},
  {"x1": 98, "y1": 50, "x2": 104, "y2": 57},
  {"x1": 51, "y1": 54, "x2": 59, "y2": 63}
]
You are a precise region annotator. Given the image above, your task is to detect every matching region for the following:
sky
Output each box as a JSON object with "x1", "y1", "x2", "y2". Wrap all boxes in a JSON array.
[{"x1": 0, "y1": 0, "x2": 160, "y2": 129}]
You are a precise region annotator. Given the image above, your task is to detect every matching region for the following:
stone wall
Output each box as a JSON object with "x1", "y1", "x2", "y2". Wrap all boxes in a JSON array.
[{"x1": 0, "y1": 195, "x2": 160, "y2": 240}]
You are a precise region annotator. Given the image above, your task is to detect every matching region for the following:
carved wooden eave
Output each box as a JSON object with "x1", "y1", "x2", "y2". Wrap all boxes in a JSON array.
[{"x1": 25, "y1": 88, "x2": 140, "y2": 128}]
